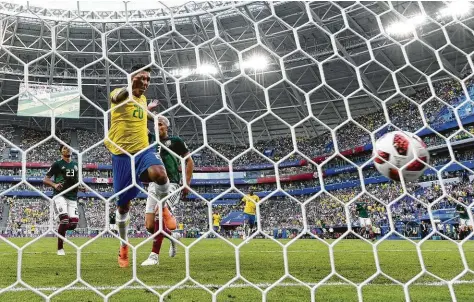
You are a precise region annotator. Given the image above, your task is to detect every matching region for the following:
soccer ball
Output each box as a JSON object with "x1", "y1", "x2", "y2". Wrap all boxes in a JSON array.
[{"x1": 373, "y1": 131, "x2": 430, "y2": 182}]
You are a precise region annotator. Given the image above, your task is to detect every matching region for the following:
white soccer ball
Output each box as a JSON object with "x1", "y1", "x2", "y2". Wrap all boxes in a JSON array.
[{"x1": 373, "y1": 131, "x2": 430, "y2": 182}]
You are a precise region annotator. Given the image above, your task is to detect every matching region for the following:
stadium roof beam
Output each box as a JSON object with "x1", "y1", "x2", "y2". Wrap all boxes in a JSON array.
[
  {"x1": 64, "y1": 12, "x2": 72, "y2": 74},
  {"x1": 102, "y1": 23, "x2": 111, "y2": 103},
  {"x1": 242, "y1": 79, "x2": 272, "y2": 141},
  {"x1": 132, "y1": 13, "x2": 175, "y2": 133},
  {"x1": 48, "y1": 23, "x2": 58, "y2": 85},
  {"x1": 242, "y1": 4, "x2": 316, "y2": 138},
  {"x1": 419, "y1": 38, "x2": 462, "y2": 79},
  {"x1": 145, "y1": 18, "x2": 179, "y2": 133},
  {"x1": 256, "y1": 3, "x2": 318, "y2": 137},
  {"x1": 281, "y1": 81, "x2": 314, "y2": 138},
  {"x1": 163, "y1": 18, "x2": 201, "y2": 145},
  {"x1": 374, "y1": 50, "x2": 415, "y2": 95},
  {"x1": 5, "y1": 16, "x2": 19, "y2": 64},
  {"x1": 149, "y1": 44, "x2": 176, "y2": 132},
  {"x1": 190, "y1": 9, "x2": 247, "y2": 146},
  {"x1": 37, "y1": 19, "x2": 45, "y2": 50},
  {"x1": 91, "y1": 14, "x2": 107, "y2": 109},
  {"x1": 345, "y1": 11, "x2": 394, "y2": 110},
  {"x1": 330, "y1": 102, "x2": 344, "y2": 122},
  {"x1": 115, "y1": 13, "x2": 125, "y2": 68},
  {"x1": 189, "y1": 14, "x2": 238, "y2": 146},
  {"x1": 297, "y1": 2, "x2": 380, "y2": 99},
  {"x1": 0, "y1": 20, "x2": 5, "y2": 45}
]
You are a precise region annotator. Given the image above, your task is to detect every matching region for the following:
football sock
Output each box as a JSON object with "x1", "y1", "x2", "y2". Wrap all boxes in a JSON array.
[
  {"x1": 58, "y1": 214, "x2": 69, "y2": 250},
  {"x1": 155, "y1": 179, "x2": 170, "y2": 197},
  {"x1": 151, "y1": 221, "x2": 171, "y2": 255},
  {"x1": 116, "y1": 210, "x2": 130, "y2": 247}
]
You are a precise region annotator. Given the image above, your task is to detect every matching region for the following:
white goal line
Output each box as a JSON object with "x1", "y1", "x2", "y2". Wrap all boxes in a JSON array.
[
  {"x1": 0, "y1": 248, "x2": 468, "y2": 256},
  {"x1": 3, "y1": 280, "x2": 474, "y2": 293}
]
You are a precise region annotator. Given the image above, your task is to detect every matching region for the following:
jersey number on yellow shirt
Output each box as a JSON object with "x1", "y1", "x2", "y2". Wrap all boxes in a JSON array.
[{"x1": 133, "y1": 105, "x2": 144, "y2": 119}]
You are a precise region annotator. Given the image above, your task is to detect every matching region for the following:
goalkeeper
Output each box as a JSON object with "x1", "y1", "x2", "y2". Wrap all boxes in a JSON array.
[{"x1": 142, "y1": 115, "x2": 194, "y2": 266}]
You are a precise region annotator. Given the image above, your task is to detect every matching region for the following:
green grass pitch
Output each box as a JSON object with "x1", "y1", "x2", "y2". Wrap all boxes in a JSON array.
[{"x1": 0, "y1": 237, "x2": 473, "y2": 301}]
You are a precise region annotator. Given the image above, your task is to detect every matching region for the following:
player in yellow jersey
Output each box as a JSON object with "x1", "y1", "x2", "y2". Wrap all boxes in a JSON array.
[
  {"x1": 105, "y1": 64, "x2": 172, "y2": 268},
  {"x1": 241, "y1": 191, "x2": 260, "y2": 239},
  {"x1": 213, "y1": 211, "x2": 222, "y2": 234}
]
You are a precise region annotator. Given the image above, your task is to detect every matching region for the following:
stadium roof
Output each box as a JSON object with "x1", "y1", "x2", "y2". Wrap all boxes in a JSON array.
[{"x1": 0, "y1": 1, "x2": 473, "y2": 145}]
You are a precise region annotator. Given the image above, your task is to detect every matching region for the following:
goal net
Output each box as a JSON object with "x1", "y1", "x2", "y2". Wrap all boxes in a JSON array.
[{"x1": 0, "y1": 1, "x2": 473, "y2": 301}]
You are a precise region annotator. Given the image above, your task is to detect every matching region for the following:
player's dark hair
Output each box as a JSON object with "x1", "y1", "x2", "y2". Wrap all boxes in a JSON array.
[
  {"x1": 59, "y1": 145, "x2": 67, "y2": 152},
  {"x1": 131, "y1": 64, "x2": 151, "y2": 73}
]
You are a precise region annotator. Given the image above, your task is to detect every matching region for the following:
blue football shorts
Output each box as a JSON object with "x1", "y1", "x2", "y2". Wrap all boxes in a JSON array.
[{"x1": 112, "y1": 148, "x2": 163, "y2": 206}]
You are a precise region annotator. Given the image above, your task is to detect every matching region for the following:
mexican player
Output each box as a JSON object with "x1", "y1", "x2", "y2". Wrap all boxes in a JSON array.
[
  {"x1": 105, "y1": 64, "x2": 170, "y2": 268},
  {"x1": 456, "y1": 197, "x2": 472, "y2": 240},
  {"x1": 355, "y1": 201, "x2": 373, "y2": 240},
  {"x1": 242, "y1": 191, "x2": 259, "y2": 239},
  {"x1": 43, "y1": 145, "x2": 80, "y2": 256},
  {"x1": 109, "y1": 211, "x2": 118, "y2": 235},
  {"x1": 141, "y1": 115, "x2": 194, "y2": 266}
]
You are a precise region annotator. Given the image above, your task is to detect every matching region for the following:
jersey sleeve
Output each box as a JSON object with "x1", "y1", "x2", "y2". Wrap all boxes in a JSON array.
[
  {"x1": 174, "y1": 137, "x2": 189, "y2": 156},
  {"x1": 45, "y1": 162, "x2": 58, "y2": 178},
  {"x1": 110, "y1": 88, "x2": 122, "y2": 102}
]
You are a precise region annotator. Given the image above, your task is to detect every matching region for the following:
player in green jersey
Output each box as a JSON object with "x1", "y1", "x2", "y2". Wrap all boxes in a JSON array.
[
  {"x1": 456, "y1": 197, "x2": 472, "y2": 240},
  {"x1": 142, "y1": 115, "x2": 194, "y2": 266},
  {"x1": 109, "y1": 211, "x2": 118, "y2": 235},
  {"x1": 355, "y1": 201, "x2": 374, "y2": 240},
  {"x1": 43, "y1": 145, "x2": 81, "y2": 256}
]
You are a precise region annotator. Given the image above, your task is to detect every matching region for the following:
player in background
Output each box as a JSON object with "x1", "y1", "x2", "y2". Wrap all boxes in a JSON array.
[
  {"x1": 105, "y1": 64, "x2": 170, "y2": 268},
  {"x1": 241, "y1": 191, "x2": 260, "y2": 239},
  {"x1": 43, "y1": 145, "x2": 81, "y2": 256},
  {"x1": 456, "y1": 197, "x2": 472, "y2": 240},
  {"x1": 178, "y1": 222, "x2": 184, "y2": 238},
  {"x1": 141, "y1": 115, "x2": 194, "y2": 266},
  {"x1": 109, "y1": 211, "x2": 118, "y2": 235},
  {"x1": 213, "y1": 211, "x2": 222, "y2": 235},
  {"x1": 355, "y1": 201, "x2": 374, "y2": 241}
]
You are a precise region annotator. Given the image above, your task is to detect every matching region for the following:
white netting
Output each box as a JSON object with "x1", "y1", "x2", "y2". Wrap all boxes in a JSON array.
[{"x1": 0, "y1": 1, "x2": 473, "y2": 301}]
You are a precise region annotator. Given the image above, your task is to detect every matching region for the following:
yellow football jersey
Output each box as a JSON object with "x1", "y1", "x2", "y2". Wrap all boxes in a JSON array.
[
  {"x1": 105, "y1": 88, "x2": 149, "y2": 155},
  {"x1": 242, "y1": 194, "x2": 260, "y2": 215},
  {"x1": 213, "y1": 213, "x2": 221, "y2": 226}
]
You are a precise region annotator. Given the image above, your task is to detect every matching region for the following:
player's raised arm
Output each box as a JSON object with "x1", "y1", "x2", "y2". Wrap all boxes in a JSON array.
[
  {"x1": 147, "y1": 99, "x2": 159, "y2": 120},
  {"x1": 43, "y1": 162, "x2": 62, "y2": 191},
  {"x1": 110, "y1": 87, "x2": 129, "y2": 104}
]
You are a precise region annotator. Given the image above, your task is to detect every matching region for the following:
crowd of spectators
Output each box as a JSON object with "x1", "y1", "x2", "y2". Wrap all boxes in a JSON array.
[
  {"x1": 80, "y1": 198, "x2": 146, "y2": 233},
  {"x1": 17, "y1": 128, "x2": 71, "y2": 163},
  {"x1": 77, "y1": 129, "x2": 111, "y2": 165},
  {"x1": 0, "y1": 169, "x2": 472, "y2": 235},
  {"x1": 7, "y1": 197, "x2": 50, "y2": 229},
  {"x1": 0, "y1": 126, "x2": 15, "y2": 161}
]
